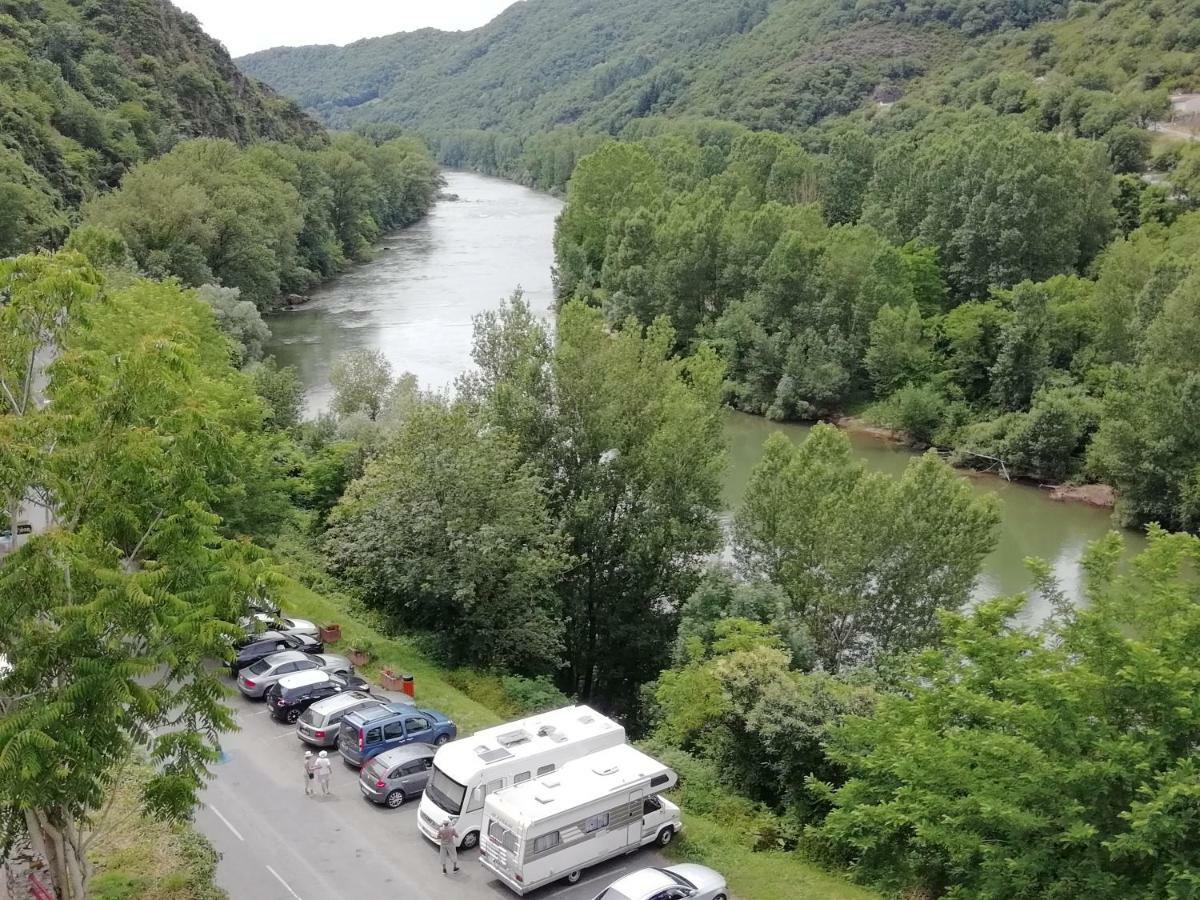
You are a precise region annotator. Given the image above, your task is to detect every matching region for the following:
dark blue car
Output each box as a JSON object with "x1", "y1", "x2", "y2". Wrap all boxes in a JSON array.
[{"x1": 337, "y1": 703, "x2": 456, "y2": 767}]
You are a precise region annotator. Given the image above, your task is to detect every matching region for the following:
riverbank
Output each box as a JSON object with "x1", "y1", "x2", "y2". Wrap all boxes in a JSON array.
[{"x1": 832, "y1": 415, "x2": 1118, "y2": 510}]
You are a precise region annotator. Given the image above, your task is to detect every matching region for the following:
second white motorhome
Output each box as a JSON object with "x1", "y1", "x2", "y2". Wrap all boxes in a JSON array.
[
  {"x1": 417, "y1": 705, "x2": 624, "y2": 849},
  {"x1": 479, "y1": 744, "x2": 682, "y2": 894}
]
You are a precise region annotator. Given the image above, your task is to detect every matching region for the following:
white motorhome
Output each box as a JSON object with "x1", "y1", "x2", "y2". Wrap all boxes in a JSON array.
[
  {"x1": 417, "y1": 705, "x2": 625, "y2": 849},
  {"x1": 479, "y1": 744, "x2": 682, "y2": 895}
]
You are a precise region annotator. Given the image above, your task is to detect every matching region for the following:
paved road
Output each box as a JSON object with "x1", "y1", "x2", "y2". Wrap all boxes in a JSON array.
[{"x1": 196, "y1": 690, "x2": 669, "y2": 900}]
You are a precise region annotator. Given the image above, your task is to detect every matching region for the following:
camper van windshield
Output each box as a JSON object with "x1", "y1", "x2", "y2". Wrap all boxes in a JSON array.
[{"x1": 426, "y1": 766, "x2": 467, "y2": 814}]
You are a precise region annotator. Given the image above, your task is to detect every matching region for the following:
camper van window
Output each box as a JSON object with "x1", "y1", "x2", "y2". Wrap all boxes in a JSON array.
[
  {"x1": 650, "y1": 773, "x2": 670, "y2": 788},
  {"x1": 427, "y1": 767, "x2": 468, "y2": 815},
  {"x1": 582, "y1": 812, "x2": 609, "y2": 833},
  {"x1": 644, "y1": 796, "x2": 662, "y2": 815},
  {"x1": 537, "y1": 764, "x2": 555, "y2": 776},
  {"x1": 532, "y1": 831, "x2": 561, "y2": 854},
  {"x1": 514, "y1": 771, "x2": 531, "y2": 785},
  {"x1": 488, "y1": 821, "x2": 518, "y2": 852}
]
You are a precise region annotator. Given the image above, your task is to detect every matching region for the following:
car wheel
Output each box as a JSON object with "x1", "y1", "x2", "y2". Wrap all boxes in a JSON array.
[
  {"x1": 385, "y1": 790, "x2": 405, "y2": 809},
  {"x1": 285, "y1": 708, "x2": 301, "y2": 724},
  {"x1": 435, "y1": 734, "x2": 450, "y2": 746},
  {"x1": 657, "y1": 826, "x2": 675, "y2": 847},
  {"x1": 460, "y1": 831, "x2": 479, "y2": 850},
  {"x1": 565, "y1": 870, "x2": 582, "y2": 885}
]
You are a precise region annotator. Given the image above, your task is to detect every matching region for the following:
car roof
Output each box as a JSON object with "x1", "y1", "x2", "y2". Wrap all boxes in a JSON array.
[
  {"x1": 277, "y1": 669, "x2": 329, "y2": 690},
  {"x1": 606, "y1": 868, "x2": 677, "y2": 897},
  {"x1": 242, "y1": 631, "x2": 289, "y2": 647},
  {"x1": 262, "y1": 650, "x2": 309, "y2": 666},
  {"x1": 311, "y1": 691, "x2": 375, "y2": 714},
  {"x1": 348, "y1": 703, "x2": 426, "y2": 725},
  {"x1": 370, "y1": 743, "x2": 437, "y2": 767}
]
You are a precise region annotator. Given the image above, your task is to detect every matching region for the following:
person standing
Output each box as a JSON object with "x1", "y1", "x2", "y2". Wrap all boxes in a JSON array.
[
  {"x1": 303, "y1": 751, "x2": 316, "y2": 796},
  {"x1": 436, "y1": 819, "x2": 459, "y2": 875},
  {"x1": 315, "y1": 750, "x2": 333, "y2": 796}
]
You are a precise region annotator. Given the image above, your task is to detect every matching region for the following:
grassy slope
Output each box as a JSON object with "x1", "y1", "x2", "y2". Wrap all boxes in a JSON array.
[{"x1": 274, "y1": 573, "x2": 878, "y2": 900}]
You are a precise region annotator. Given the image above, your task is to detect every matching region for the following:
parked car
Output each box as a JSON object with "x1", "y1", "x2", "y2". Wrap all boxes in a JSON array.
[
  {"x1": 593, "y1": 866, "x2": 727, "y2": 900},
  {"x1": 338, "y1": 704, "x2": 456, "y2": 767},
  {"x1": 297, "y1": 692, "x2": 386, "y2": 747},
  {"x1": 359, "y1": 743, "x2": 437, "y2": 808},
  {"x1": 239, "y1": 612, "x2": 319, "y2": 639},
  {"x1": 228, "y1": 632, "x2": 323, "y2": 676},
  {"x1": 235, "y1": 651, "x2": 348, "y2": 697},
  {"x1": 265, "y1": 669, "x2": 372, "y2": 723}
]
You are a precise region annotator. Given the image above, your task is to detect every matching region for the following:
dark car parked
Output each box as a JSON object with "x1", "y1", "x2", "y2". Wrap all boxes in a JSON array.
[
  {"x1": 228, "y1": 631, "x2": 323, "y2": 676},
  {"x1": 337, "y1": 704, "x2": 456, "y2": 767},
  {"x1": 265, "y1": 670, "x2": 373, "y2": 723}
]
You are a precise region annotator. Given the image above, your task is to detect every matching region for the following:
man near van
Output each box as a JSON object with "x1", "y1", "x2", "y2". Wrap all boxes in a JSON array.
[{"x1": 436, "y1": 819, "x2": 460, "y2": 875}]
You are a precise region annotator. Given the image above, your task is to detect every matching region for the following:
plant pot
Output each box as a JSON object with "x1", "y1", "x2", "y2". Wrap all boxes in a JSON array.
[
  {"x1": 381, "y1": 670, "x2": 405, "y2": 692},
  {"x1": 319, "y1": 624, "x2": 342, "y2": 643},
  {"x1": 349, "y1": 650, "x2": 370, "y2": 667}
]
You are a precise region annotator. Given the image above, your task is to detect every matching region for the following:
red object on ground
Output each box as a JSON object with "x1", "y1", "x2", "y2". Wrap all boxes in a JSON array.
[
  {"x1": 401, "y1": 674, "x2": 414, "y2": 698},
  {"x1": 30, "y1": 874, "x2": 54, "y2": 900}
]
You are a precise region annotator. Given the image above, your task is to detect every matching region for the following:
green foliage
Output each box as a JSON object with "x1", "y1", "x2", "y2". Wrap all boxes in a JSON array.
[
  {"x1": 0, "y1": 0, "x2": 320, "y2": 257},
  {"x1": 735, "y1": 425, "x2": 999, "y2": 670},
  {"x1": 868, "y1": 384, "x2": 947, "y2": 446},
  {"x1": 329, "y1": 348, "x2": 394, "y2": 420},
  {"x1": 0, "y1": 253, "x2": 281, "y2": 899},
  {"x1": 812, "y1": 531, "x2": 1200, "y2": 900},
  {"x1": 324, "y1": 402, "x2": 568, "y2": 673},
  {"x1": 82, "y1": 135, "x2": 440, "y2": 307}
]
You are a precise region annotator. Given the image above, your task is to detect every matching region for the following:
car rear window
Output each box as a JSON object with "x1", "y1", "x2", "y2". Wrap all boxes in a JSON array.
[
  {"x1": 364, "y1": 758, "x2": 388, "y2": 779},
  {"x1": 247, "y1": 659, "x2": 271, "y2": 675},
  {"x1": 299, "y1": 709, "x2": 322, "y2": 727}
]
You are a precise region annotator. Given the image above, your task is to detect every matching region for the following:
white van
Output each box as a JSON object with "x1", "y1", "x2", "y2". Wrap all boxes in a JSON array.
[
  {"x1": 479, "y1": 744, "x2": 682, "y2": 894},
  {"x1": 417, "y1": 705, "x2": 624, "y2": 849}
]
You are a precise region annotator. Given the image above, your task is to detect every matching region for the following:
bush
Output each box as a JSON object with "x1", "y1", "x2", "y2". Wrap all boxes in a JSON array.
[{"x1": 868, "y1": 384, "x2": 946, "y2": 445}]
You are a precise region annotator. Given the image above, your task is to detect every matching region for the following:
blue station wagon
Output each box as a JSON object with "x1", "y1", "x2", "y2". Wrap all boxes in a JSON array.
[{"x1": 337, "y1": 703, "x2": 456, "y2": 767}]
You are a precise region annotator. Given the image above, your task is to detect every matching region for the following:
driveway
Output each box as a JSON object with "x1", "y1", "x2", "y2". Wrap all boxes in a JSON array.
[{"x1": 196, "y1": 691, "x2": 670, "y2": 900}]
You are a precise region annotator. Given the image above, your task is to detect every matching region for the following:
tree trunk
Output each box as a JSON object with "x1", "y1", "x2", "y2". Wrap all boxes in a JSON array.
[{"x1": 25, "y1": 809, "x2": 90, "y2": 900}]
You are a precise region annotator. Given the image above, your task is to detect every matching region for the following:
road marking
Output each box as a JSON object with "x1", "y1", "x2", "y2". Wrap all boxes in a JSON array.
[
  {"x1": 273, "y1": 731, "x2": 298, "y2": 739},
  {"x1": 209, "y1": 805, "x2": 244, "y2": 842},
  {"x1": 266, "y1": 865, "x2": 304, "y2": 900}
]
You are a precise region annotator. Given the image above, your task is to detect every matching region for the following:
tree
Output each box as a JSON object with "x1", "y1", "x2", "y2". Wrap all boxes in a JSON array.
[
  {"x1": 989, "y1": 281, "x2": 1052, "y2": 411},
  {"x1": 324, "y1": 402, "x2": 568, "y2": 672},
  {"x1": 329, "y1": 348, "x2": 393, "y2": 420},
  {"x1": 864, "y1": 303, "x2": 930, "y2": 396},
  {"x1": 813, "y1": 530, "x2": 1200, "y2": 900},
  {"x1": 735, "y1": 425, "x2": 999, "y2": 670},
  {"x1": 249, "y1": 357, "x2": 305, "y2": 430},
  {"x1": 463, "y1": 296, "x2": 727, "y2": 719},
  {"x1": 196, "y1": 284, "x2": 270, "y2": 365},
  {"x1": 0, "y1": 254, "x2": 277, "y2": 900}
]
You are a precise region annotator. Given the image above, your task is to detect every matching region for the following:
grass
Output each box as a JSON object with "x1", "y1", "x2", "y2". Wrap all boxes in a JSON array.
[
  {"x1": 272, "y1": 556, "x2": 880, "y2": 900},
  {"x1": 89, "y1": 770, "x2": 227, "y2": 900}
]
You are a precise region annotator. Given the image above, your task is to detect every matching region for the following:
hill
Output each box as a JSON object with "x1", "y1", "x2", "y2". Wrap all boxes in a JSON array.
[
  {"x1": 237, "y1": 0, "x2": 1069, "y2": 137},
  {"x1": 0, "y1": 0, "x2": 323, "y2": 255}
]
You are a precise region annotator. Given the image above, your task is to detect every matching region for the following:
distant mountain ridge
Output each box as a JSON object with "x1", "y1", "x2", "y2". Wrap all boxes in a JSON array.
[{"x1": 238, "y1": 0, "x2": 1067, "y2": 137}]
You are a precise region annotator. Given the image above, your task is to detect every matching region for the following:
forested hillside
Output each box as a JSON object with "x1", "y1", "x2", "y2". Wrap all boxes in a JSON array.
[
  {"x1": 238, "y1": 0, "x2": 1068, "y2": 136},
  {"x1": 0, "y1": 0, "x2": 323, "y2": 255}
]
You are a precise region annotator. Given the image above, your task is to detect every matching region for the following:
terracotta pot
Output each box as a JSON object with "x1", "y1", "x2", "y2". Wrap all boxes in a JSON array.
[
  {"x1": 349, "y1": 650, "x2": 370, "y2": 667},
  {"x1": 381, "y1": 670, "x2": 405, "y2": 692},
  {"x1": 319, "y1": 624, "x2": 342, "y2": 644}
]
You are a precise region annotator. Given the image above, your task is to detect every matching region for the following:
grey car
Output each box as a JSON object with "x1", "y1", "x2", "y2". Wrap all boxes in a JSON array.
[
  {"x1": 297, "y1": 691, "x2": 385, "y2": 746},
  {"x1": 236, "y1": 651, "x2": 354, "y2": 699},
  {"x1": 593, "y1": 866, "x2": 728, "y2": 900},
  {"x1": 358, "y1": 743, "x2": 437, "y2": 808}
]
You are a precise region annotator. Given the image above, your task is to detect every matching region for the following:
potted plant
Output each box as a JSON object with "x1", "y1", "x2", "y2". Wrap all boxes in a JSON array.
[
  {"x1": 319, "y1": 622, "x2": 342, "y2": 643},
  {"x1": 380, "y1": 668, "x2": 405, "y2": 692},
  {"x1": 348, "y1": 639, "x2": 373, "y2": 667}
]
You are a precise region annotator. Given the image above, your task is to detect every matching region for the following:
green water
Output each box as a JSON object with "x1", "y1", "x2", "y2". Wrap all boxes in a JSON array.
[{"x1": 268, "y1": 171, "x2": 1142, "y2": 619}]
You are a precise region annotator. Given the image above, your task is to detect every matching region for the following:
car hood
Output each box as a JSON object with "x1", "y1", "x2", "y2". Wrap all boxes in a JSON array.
[{"x1": 667, "y1": 864, "x2": 725, "y2": 895}]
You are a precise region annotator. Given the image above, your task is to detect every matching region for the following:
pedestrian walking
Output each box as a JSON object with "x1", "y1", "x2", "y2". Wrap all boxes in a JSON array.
[
  {"x1": 436, "y1": 819, "x2": 459, "y2": 875},
  {"x1": 303, "y1": 751, "x2": 316, "y2": 796},
  {"x1": 316, "y1": 750, "x2": 333, "y2": 796}
]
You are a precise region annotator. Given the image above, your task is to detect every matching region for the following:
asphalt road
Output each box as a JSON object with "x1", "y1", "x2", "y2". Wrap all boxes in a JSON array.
[{"x1": 195, "y1": 689, "x2": 670, "y2": 900}]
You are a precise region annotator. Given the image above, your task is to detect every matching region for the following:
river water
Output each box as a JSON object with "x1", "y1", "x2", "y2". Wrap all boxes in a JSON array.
[{"x1": 267, "y1": 171, "x2": 1139, "y2": 617}]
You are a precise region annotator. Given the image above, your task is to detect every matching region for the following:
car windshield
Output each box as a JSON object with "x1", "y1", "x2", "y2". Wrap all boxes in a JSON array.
[
  {"x1": 661, "y1": 869, "x2": 696, "y2": 890},
  {"x1": 425, "y1": 765, "x2": 467, "y2": 814},
  {"x1": 247, "y1": 659, "x2": 272, "y2": 675}
]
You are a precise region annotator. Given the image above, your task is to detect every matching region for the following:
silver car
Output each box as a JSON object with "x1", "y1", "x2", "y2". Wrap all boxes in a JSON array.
[
  {"x1": 239, "y1": 612, "x2": 319, "y2": 639},
  {"x1": 358, "y1": 743, "x2": 436, "y2": 808},
  {"x1": 593, "y1": 866, "x2": 728, "y2": 900},
  {"x1": 236, "y1": 651, "x2": 353, "y2": 699},
  {"x1": 297, "y1": 691, "x2": 384, "y2": 747}
]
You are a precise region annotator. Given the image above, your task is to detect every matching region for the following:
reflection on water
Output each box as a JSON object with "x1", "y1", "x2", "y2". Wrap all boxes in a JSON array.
[{"x1": 267, "y1": 171, "x2": 1142, "y2": 616}]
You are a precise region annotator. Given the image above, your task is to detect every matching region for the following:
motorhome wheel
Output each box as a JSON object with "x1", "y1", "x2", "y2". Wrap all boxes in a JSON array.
[
  {"x1": 460, "y1": 831, "x2": 479, "y2": 849},
  {"x1": 657, "y1": 826, "x2": 675, "y2": 846},
  {"x1": 566, "y1": 870, "x2": 582, "y2": 884}
]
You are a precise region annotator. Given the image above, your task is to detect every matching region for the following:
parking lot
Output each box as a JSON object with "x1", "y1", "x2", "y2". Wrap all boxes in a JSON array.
[{"x1": 196, "y1": 686, "x2": 671, "y2": 900}]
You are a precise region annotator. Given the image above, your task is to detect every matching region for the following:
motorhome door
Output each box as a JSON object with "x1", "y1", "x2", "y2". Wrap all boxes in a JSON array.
[{"x1": 626, "y1": 789, "x2": 644, "y2": 846}]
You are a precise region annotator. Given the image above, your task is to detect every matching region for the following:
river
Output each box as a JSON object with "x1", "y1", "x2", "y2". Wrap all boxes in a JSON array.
[{"x1": 267, "y1": 171, "x2": 1139, "y2": 619}]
